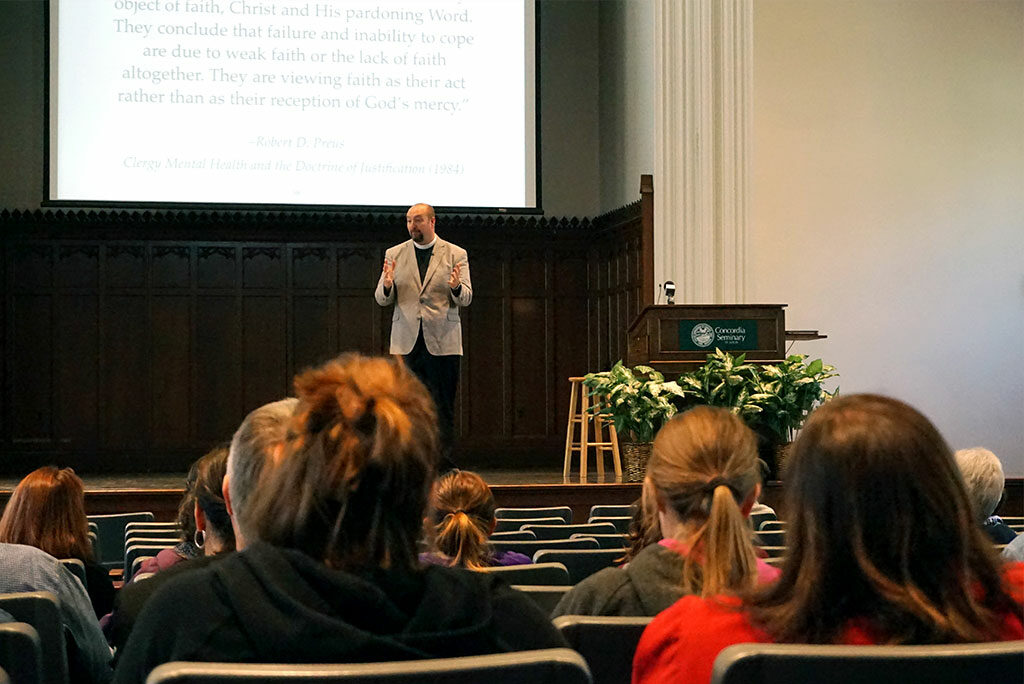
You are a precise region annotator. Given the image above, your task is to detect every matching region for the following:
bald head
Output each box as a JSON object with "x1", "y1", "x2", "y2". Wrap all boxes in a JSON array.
[{"x1": 406, "y1": 203, "x2": 436, "y2": 244}]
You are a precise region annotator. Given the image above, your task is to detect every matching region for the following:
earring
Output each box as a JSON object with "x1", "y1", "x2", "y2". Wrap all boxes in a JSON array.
[{"x1": 194, "y1": 529, "x2": 205, "y2": 549}]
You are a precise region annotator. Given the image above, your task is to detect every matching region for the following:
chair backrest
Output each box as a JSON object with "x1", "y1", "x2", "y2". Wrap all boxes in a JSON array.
[
  {"x1": 87, "y1": 511, "x2": 155, "y2": 569},
  {"x1": 495, "y1": 507, "x2": 573, "y2": 523},
  {"x1": 494, "y1": 518, "x2": 566, "y2": 533},
  {"x1": 755, "y1": 530, "x2": 786, "y2": 546},
  {"x1": 758, "y1": 546, "x2": 787, "y2": 559},
  {"x1": 533, "y1": 549, "x2": 624, "y2": 584},
  {"x1": 131, "y1": 556, "x2": 157, "y2": 579},
  {"x1": 588, "y1": 505, "x2": 634, "y2": 519},
  {"x1": 145, "y1": 648, "x2": 592, "y2": 684},
  {"x1": 58, "y1": 559, "x2": 87, "y2": 589},
  {"x1": 489, "y1": 531, "x2": 538, "y2": 541},
  {"x1": 750, "y1": 511, "x2": 777, "y2": 532},
  {"x1": 553, "y1": 616, "x2": 652, "y2": 684},
  {"x1": 0, "y1": 665, "x2": 9, "y2": 684},
  {"x1": 125, "y1": 543, "x2": 176, "y2": 578},
  {"x1": 522, "y1": 524, "x2": 619, "y2": 540},
  {"x1": 125, "y1": 529, "x2": 183, "y2": 545},
  {"x1": 570, "y1": 534, "x2": 628, "y2": 549},
  {"x1": 477, "y1": 563, "x2": 571, "y2": 586},
  {"x1": 0, "y1": 622, "x2": 42, "y2": 684},
  {"x1": 710, "y1": 641, "x2": 1024, "y2": 684},
  {"x1": 0, "y1": 593, "x2": 67, "y2": 684},
  {"x1": 586, "y1": 517, "x2": 632, "y2": 534},
  {"x1": 490, "y1": 538, "x2": 600, "y2": 559},
  {"x1": 125, "y1": 521, "x2": 181, "y2": 535},
  {"x1": 758, "y1": 520, "x2": 786, "y2": 532},
  {"x1": 511, "y1": 585, "x2": 572, "y2": 615}
]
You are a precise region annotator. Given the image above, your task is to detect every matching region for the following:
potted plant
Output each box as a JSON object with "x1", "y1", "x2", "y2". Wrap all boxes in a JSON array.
[
  {"x1": 582, "y1": 362, "x2": 691, "y2": 481},
  {"x1": 681, "y1": 348, "x2": 838, "y2": 477}
]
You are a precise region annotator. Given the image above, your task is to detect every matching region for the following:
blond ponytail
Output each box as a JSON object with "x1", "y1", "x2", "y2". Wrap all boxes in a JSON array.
[
  {"x1": 648, "y1": 406, "x2": 760, "y2": 597},
  {"x1": 430, "y1": 470, "x2": 498, "y2": 570}
]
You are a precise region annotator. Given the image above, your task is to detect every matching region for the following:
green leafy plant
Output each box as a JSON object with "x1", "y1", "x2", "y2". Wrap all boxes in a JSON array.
[
  {"x1": 583, "y1": 350, "x2": 837, "y2": 448},
  {"x1": 743, "y1": 353, "x2": 839, "y2": 443},
  {"x1": 582, "y1": 362, "x2": 691, "y2": 443}
]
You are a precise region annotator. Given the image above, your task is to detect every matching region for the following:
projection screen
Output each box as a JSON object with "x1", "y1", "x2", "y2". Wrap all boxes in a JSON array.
[{"x1": 48, "y1": 0, "x2": 538, "y2": 209}]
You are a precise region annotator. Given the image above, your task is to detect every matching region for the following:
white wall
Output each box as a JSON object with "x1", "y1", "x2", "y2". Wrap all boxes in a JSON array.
[
  {"x1": 598, "y1": 0, "x2": 655, "y2": 213},
  {"x1": 751, "y1": 0, "x2": 1024, "y2": 473}
]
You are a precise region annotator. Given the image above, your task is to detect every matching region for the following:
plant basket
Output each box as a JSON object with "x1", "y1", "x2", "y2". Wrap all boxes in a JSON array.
[{"x1": 622, "y1": 442, "x2": 653, "y2": 482}]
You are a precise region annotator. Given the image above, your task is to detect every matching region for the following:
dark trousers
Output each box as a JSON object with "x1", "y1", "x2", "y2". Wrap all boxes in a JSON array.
[{"x1": 404, "y1": 330, "x2": 460, "y2": 472}]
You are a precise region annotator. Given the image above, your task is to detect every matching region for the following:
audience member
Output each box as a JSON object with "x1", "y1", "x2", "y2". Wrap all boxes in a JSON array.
[
  {"x1": 105, "y1": 402, "x2": 294, "y2": 660},
  {"x1": 955, "y1": 447, "x2": 1016, "y2": 543},
  {"x1": 0, "y1": 542, "x2": 112, "y2": 683},
  {"x1": 1004, "y1": 533, "x2": 1024, "y2": 563},
  {"x1": 112, "y1": 354, "x2": 565, "y2": 682},
  {"x1": 619, "y1": 497, "x2": 659, "y2": 565},
  {"x1": 553, "y1": 406, "x2": 779, "y2": 617},
  {"x1": 421, "y1": 469, "x2": 530, "y2": 569},
  {"x1": 0, "y1": 466, "x2": 116, "y2": 619},
  {"x1": 632, "y1": 394, "x2": 1024, "y2": 684},
  {"x1": 130, "y1": 446, "x2": 232, "y2": 580}
]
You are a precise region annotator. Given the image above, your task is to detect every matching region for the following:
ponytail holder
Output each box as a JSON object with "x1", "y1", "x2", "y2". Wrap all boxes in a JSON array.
[{"x1": 703, "y1": 477, "x2": 730, "y2": 494}]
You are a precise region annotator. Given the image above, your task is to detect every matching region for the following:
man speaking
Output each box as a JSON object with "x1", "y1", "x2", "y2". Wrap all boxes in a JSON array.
[{"x1": 375, "y1": 203, "x2": 472, "y2": 467}]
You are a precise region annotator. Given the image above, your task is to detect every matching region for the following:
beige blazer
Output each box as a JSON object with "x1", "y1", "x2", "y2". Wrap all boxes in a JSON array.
[{"x1": 374, "y1": 237, "x2": 472, "y2": 356}]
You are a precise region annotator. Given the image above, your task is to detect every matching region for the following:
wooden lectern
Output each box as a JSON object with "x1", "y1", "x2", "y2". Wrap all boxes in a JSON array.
[{"x1": 626, "y1": 305, "x2": 788, "y2": 373}]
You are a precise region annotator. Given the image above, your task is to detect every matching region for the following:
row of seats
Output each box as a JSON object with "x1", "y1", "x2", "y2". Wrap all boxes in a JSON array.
[{"x1": 5, "y1": 590, "x2": 1020, "y2": 684}]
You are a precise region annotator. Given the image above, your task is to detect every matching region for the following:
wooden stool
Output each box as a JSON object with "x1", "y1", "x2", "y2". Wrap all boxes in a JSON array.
[{"x1": 563, "y1": 377, "x2": 622, "y2": 482}]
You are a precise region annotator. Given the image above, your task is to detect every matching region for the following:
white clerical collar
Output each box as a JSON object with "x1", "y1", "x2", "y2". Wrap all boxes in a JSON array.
[{"x1": 413, "y1": 236, "x2": 437, "y2": 250}]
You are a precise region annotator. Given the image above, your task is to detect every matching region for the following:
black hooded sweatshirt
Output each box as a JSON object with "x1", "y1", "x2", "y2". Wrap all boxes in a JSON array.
[{"x1": 112, "y1": 542, "x2": 567, "y2": 683}]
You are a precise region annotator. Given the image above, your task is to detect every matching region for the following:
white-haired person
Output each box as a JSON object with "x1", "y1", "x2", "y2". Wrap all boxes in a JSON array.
[{"x1": 955, "y1": 447, "x2": 1016, "y2": 544}]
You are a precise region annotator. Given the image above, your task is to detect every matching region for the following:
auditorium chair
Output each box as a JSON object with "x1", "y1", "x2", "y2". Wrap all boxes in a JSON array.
[
  {"x1": 494, "y1": 518, "x2": 566, "y2": 533},
  {"x1": 553, "y1": 615, "x2": 652, "y2": 684},
  {"x1": 145, "y1": 648, "x2": 592, "y2": 684},
  {"x1": 495, "y1": 507, "x2": 573, "y2": 524},
  {"x1": 532, "y1": 549, "x2": 624, "y2": 584},
  {"x1": 521, "y1": 523, "x2": 619, "y2": 540},
  {"x1": 0, "y1": 622, "x2": 41, "y2": 684},
  {"x1": 125, "y1": 529, "x2": 182, "y2": 545},
  {"x1": 124, "y1": 543, "x2": 176, "y2": 580},
  {"x1": 586, "y1": 516, "x2": 632, "y2": 534},
  {"x1": 511, "y1": 585, "x2": 572, "y2": 614},
  {"x1": 588, "y1": 504, "x2": 634, "y2": 519},
  {"x1": 477, "y1": 563, "x2": 571, "y2": 586},
  {"x1": 570, "y1": 533, "x2": 628, "y2": 549},
  {"x1": 758, "y1": 546, "x2": 787, "y2": 560},
  {"x1": 87, "y1": 511, "x2": 154, "y2": 570},
  {"x1": 758, "y1": 520, "x2": 786, "y2": 532},
  {"x1": 710, "y1": 641, "x2": 1024, "y2": 684},
  {"x1": 489, "y1": 531, "x2": 538, "y2": 541},
  {"x1": 0, "y1": 593, "x2": 66, "y2": 684},
  {"x1": 755, "y1": 530, "x2": 786, "y2": 547},
  {"x1": 0, "y1": 666, "x2": 9, "y2": 684},
  {"x1": 58, "y1": 559, "x2": 87, "y2": 589},
  {"x1": 750, "y1": 511, "x2": 777, "y2": 532},
  {"x1": 124, "y1": 521, "x2": 181, "y2": 536},
  {"x1": 489, "y1": 537, "x2": 600, "y2": 559}
]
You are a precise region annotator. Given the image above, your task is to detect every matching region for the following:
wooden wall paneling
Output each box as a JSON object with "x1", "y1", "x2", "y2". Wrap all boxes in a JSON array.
[
  {"x1": 55, "y1": 292, "x2": 99, "y2": 448},
  {"x1": 242, "y1": 246, "x2": 284, "y2": 289},
  {"x1": 463, "y1": 249, "x2": 505, "y2": 446},
  {"x1": 10, "y1": 292, "x2": 53, "y2": 445},
  {"x1": 103, "y1": 294, "x2": 150, "y2": 457},
  {"x1": 151, "y1": 294, "x2": 192, "y2": 452},
  {"x1": 106, "y1": 245, "x2": 147, "y2": 288},
  {"x1": 290, "y1": 245, "x2": 334, "y2": 376},
  {"x1": 242, "y1": 295, "x2": 288, "y2": 414},
  {"x1": 337, "y1": 247, "x2": 378, "y2": 356},
  {"x1": 552, "y1": 249, "x2": 589, "y2": 435},
  {"x1": 193, "y1": 295, "x2": 242, "y2": 447},
  {"x1": 152, "y1": 245, "x2": 190, "y2": 288},
  {"x1": 510, "y1": 250, "x2": 548, "y2": 438}
]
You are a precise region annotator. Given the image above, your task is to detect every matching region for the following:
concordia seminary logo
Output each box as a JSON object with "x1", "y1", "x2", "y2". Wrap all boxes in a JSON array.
[{"x1": 691, "y1": 323, "x2": 715, "y2": 348}]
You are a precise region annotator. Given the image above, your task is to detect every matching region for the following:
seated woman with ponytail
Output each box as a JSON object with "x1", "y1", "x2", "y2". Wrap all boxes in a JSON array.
[
  {"x1": 633, "y1": 395, "x2": 1024, "y2": 684},
  {"x1": 112, "y1": 354, "x2": 565, "y2": 682},
  {"x1": 422, "y1": 470, "x2": 531, "y2": 569},
  {"x1": 553, "y1": 406, "x2": 778, "y2": 617}
]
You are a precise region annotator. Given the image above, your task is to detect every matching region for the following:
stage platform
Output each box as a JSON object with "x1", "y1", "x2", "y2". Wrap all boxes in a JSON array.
[{"x1": 0, "y1": 469, "x2": 646, "y2": 526}]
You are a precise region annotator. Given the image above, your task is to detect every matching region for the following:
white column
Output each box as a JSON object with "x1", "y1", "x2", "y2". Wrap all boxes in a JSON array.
[{"x1": 654, "y1": 0, "x2": 752, "y2": 304}]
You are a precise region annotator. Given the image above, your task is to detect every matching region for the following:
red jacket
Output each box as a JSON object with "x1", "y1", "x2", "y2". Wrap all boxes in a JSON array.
[{"x1": 632, "y1": 562, "x2": 1024, "y2": 684}]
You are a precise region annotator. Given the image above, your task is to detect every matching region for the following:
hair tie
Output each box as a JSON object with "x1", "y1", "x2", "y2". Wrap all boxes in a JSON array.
[{"x1": 703, "y1": 477, "x2": 731, "y2": 494}]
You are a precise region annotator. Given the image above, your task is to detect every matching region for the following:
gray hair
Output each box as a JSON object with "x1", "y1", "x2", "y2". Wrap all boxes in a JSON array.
[
  {"x1": 954, "y1": 447, "x2": 1005, "y2": 521},
  {"x1": 228, "y1": 397, "x2": 298, "y2": 538}
]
